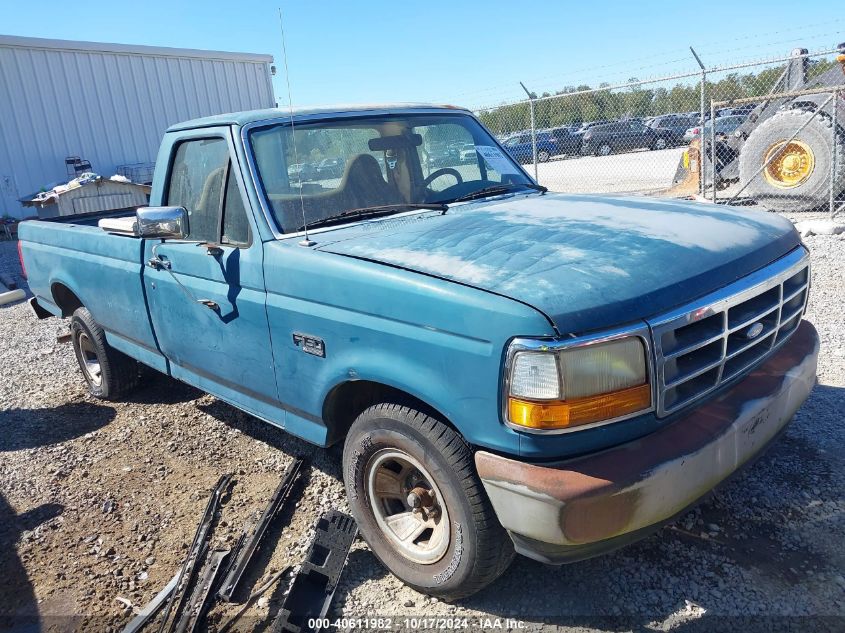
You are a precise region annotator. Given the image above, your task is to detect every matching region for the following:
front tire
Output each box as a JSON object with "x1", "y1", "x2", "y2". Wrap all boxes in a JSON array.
[
  {"x1": 343, "y1": 404, "x2": 514, "y2": 600},
  {"x1": 537, "y1": 149, "x2": 551, "y2": 163},
  {"x1": 70, "y1": 307, "x2": 140, "y2": 400}
]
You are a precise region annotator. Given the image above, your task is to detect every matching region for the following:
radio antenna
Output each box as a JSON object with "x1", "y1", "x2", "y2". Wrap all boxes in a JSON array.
[{"x1": 278, "y1": 7, "x2": 314, "y2": 246}]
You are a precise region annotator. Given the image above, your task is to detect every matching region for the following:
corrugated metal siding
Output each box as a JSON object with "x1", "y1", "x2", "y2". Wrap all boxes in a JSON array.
[{"x1": 0, "y1": 36, "x2": 275, "y2": 218}]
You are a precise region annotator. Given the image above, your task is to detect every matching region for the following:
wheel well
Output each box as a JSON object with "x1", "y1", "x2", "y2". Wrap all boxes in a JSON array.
[
  {"x1": 322, "y1": 380, "x2": 454, "y2": 446},
  {"x1": 51, "y1": 283, "x2": 83, "y2": 317}
]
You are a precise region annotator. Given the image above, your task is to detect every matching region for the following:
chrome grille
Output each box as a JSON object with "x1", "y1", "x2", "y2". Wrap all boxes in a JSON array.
[{"x1": 649, "y1": 248, "x2": 810, "y2": 417}]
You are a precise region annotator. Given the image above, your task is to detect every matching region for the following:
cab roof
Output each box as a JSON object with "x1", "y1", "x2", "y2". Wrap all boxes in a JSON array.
[{"x1": 166, "y1": 103, "x2": 470, "y2": 132}]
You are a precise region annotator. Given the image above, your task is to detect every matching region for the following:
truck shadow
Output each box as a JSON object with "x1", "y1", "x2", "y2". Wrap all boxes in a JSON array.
[
  {"x1": 0, "y1": 492, "x2": 63, "y2": 631},
  {"x1": 122, "y1": 371, "x2": 202, "y2": 406},
  {"x1": 195, "y1": 400, "x2": 327, "y2": 471},
  {"x1": 0, "y1": 401, "x2": 115, "y2": 452}
]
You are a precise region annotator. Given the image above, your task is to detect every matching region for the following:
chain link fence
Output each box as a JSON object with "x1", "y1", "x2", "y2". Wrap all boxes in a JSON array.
[{"x1": 473, "y1": 46, "x2": 845, "y2": 217}]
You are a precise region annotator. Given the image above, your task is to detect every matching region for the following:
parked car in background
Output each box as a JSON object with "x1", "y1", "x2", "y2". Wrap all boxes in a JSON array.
[
  {"x1": 715, "y1": 104, "x2": 757, "y2": 118},
  {"x1": 459, "y1": 143, "x2": 477, "y2": 163},
  {"x1": 683, "y1": 115, "x2": 748, "y2": 143},
  {"x1": 647, "y1": 114, "x2": 697, "y2": 146},
  {"x1": 571, "y1": 120, "x2": 611, "y2": 145},
  {"x1": 287, "y1": 162, "x2": 317, "y2": 181},
  {"x1": 502, "y1": 130, "x2": 574, "y2": 163},
  {"x1": 316, "y1": 157, "x2": 345, "y2": 178},
  {"x1": 426, "y1": 143, "x2": 458, "y2": 168},
  {"x1": 581, "y1": 120, "x2": 673, "y2": 156},
  {"x1": 545, "y1": 126, "x2": 582, "y2": 157}
]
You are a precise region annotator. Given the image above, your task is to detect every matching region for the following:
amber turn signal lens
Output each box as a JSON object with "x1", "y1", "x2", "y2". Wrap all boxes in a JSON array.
[{"x1": 508, "y1": 383, "x2": 651, "y2": 430}]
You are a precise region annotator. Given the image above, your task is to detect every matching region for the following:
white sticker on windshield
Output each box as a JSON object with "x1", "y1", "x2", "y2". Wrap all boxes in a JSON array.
[{"x1": 475, "y1": 146, "x2": 520, "y2": 175}]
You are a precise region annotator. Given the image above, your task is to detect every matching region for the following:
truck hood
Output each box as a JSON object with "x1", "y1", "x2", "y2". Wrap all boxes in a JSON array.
[{"x1": 314, "y1": 193, "x2": 800, "y2": 334}]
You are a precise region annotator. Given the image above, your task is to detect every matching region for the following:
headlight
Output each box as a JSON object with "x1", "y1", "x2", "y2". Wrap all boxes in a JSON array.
[
  {"x1": 510, "y1": 352, "x2": 561, "y2": 399},
  {"x1": 505, "y1": 332, "x2": 652, "y2": 432}
]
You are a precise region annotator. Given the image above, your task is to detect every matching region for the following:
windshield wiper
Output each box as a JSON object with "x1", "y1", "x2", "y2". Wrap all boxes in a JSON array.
[
  {"x1": 298, "y1": 203, "x2": 447, "y2": 231},
  {"x1": 448, "y1": 183, "x2": 547, "y2": 204}
]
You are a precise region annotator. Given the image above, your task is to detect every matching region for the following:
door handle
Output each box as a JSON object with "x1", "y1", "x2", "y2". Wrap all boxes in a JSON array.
[
  {"x1": 197, "y1": 299, "x2": 220, "y2": 312},
  {"x1": 147, "y1": 256, "x2": 171, "y2": 270}
]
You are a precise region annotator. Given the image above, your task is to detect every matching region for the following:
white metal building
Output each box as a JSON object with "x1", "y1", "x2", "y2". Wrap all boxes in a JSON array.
[{"x1": 0, "y1": 34, "x2": 276, "y2": 218}]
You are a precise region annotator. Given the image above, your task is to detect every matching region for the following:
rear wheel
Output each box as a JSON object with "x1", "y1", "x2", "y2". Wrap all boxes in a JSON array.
[
  {"x1": 71, "y1": 307, "x2": 140, "y2": 400},
  {"x1": 739, "y1": 109, "x2": 844, "y2": 212},
  {"x1": 596, "y1": 143, "x2": 612, "y2": 157},
  {"x1": 343, "y1": 403, "x2": 514, "y2": 600}
]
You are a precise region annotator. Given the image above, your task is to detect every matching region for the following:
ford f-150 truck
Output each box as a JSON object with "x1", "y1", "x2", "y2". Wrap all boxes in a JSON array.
[{"x1": 19, "y1": 104, "x2": 818, "y2": 600}]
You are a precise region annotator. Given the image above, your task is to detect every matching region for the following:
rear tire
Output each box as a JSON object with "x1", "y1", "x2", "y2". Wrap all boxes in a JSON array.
[
  {"x1": 70, "y1": 307, "x2": 140, "y2": 400},
  {"x1": 739, "y1": 109, "x2": 844, "y2": 212},
  {"x1": 343, "y1": 403, "x2": 514, "y2": 600}
]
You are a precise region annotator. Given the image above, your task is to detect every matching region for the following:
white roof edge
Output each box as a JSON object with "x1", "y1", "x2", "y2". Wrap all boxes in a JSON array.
[{"x1": 0, "y1": 33, "x2": 273, "y2": 63}]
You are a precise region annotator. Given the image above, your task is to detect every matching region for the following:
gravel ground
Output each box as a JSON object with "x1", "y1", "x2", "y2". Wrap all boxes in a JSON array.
[{"x1": 0, "y1": 217, "x2": 843, "y2": 632}]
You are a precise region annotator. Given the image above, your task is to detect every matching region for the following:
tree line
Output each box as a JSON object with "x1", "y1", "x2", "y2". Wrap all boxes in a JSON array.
[{"x1": 476, "y1": 58, "x2": 839, "y2": 136}]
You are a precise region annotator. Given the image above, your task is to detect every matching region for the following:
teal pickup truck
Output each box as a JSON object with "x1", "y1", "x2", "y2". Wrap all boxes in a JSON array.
[{"x1": 19, "y1": 104, "x2": 818, "y2": 599}]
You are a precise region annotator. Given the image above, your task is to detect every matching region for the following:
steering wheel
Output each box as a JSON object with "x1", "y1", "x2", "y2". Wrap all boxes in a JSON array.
[{"x1": 422, "y1": 168, "x2": 463, "y2": 189}]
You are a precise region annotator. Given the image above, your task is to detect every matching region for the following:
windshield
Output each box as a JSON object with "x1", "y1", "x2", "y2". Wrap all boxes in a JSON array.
[{"x1": 248, "y1": 112, "x2": 534, "y2": 233}]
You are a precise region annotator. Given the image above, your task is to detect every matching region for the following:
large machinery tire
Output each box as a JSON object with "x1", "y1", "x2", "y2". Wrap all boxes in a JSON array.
[{"x1": 739, "y1": 109, "x2": 844, "y2": 212}]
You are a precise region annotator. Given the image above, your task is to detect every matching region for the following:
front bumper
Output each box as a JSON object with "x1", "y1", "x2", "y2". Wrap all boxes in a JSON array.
[{"x1": 476, "y1": 320, "x2": 819, "y2": 564}]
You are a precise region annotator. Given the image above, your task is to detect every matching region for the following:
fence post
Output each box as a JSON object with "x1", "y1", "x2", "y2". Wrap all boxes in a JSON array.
[
  {"x1": 832, "y1": 90, "x2": 839, "y2": 219},
  {"x1": 690, "y1": 47, "x2": 707, "y2": 198},
  {"x1": 710, "y1": 100, "x2": 717, "y2": 203},
  {"x1": 520, "y1": 81, "x2": 539, "y2": 182}
]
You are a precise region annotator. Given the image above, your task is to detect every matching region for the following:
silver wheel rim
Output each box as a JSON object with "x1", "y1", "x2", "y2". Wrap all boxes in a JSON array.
[
  {"x1": 539, "y1": 151, "x2": 549, "y2": 162},
  {"x1": 366, "y1": 449, "x2": 450, "y2": 564},
  {"x1": 77, "y1": 331, "x2": 102, "y2": 387},
  {"x1": 600, "y1": 144, "x2": 611, "y2": 156},
  {"x1": 656, "y1": 138, "x2": 666, "y2": 149}
]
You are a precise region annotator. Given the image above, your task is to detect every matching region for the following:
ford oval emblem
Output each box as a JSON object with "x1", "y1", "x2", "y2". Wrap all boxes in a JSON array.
[{"x1": 746, "y1": 322, "x2": 765, "y2": 339}]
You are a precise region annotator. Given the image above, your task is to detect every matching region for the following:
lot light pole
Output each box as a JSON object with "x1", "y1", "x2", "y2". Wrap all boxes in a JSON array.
[{"x1": 520, "y1": 81, "x2": 539, "y2": 182}]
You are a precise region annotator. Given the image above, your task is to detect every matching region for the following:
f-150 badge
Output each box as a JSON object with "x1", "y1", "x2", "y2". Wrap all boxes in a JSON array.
[{"x1": 292, "y1": 332, "x2": 326, "y2": 358}]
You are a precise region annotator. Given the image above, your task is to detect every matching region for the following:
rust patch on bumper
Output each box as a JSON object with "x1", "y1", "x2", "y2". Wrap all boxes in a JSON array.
[{"x1": 477, "y1": 320, "x2": 819, "y2": 550}]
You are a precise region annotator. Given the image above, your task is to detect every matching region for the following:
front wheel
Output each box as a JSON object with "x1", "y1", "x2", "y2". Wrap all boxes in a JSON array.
[
  {"x1": 537, "y1": 149, "x2": 551, "y2": 163},
  {"x1": 343, "y1": 404, "x2": 514, "y2": 600}
]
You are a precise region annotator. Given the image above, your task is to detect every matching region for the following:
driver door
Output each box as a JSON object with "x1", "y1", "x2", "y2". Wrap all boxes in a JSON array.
[{"x1": 142, "y1": 128, "x2": 281, "y2": 422}]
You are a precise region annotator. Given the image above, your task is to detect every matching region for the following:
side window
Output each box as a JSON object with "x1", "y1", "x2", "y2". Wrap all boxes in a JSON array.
[
  {"x1": 166, "y1": 138, "x2": 229, "y2": 243},
  {"x1": 222, "y1": 170, "x2": 251, "y2": 246}
]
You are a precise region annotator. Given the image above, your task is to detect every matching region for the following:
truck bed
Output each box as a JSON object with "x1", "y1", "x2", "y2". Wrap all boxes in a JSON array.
[
  {"x1": 18, "y1": 210, "x2": 163, "y2": 371},
  {"x1": 35, "y1": 207, "x2": 137, "y2": 228}
]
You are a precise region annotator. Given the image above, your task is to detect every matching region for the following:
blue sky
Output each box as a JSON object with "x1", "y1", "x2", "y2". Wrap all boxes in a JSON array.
[{"x1": 2, "y1": 1, "x2": 842, "y2": 107}]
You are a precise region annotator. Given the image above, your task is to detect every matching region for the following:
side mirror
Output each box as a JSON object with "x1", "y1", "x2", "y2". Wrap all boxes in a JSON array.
[{"x1": 136, "y1": 206, "x2": 189, "y2": 239}]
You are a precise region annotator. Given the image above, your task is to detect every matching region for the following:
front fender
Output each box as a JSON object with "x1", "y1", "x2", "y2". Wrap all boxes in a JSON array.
[{"x1": 264, "y1": 241, "x2": 554, "y2": 455}]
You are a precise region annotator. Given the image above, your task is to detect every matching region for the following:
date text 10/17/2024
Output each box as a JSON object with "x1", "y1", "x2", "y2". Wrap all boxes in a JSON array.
[{"x1": 308, "y1": 617, "x2": 527, "y2": 630}]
